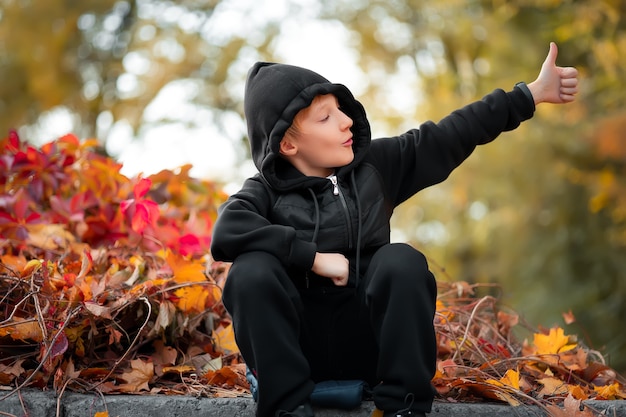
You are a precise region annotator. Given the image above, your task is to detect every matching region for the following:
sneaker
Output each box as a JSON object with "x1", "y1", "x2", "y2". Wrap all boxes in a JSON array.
[{"x1": 275, "y1": 402, "x2": 314, "y2": 417}]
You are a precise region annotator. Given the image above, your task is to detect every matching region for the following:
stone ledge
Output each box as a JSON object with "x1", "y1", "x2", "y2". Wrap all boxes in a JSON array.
[{"x1": 1, "y1": 390, "x2": 624, "y2": 416}]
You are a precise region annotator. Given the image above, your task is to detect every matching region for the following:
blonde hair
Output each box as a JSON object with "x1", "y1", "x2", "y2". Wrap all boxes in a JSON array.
[{"x1": 284, "y1": 95, "x2": 326, "y2": 140}]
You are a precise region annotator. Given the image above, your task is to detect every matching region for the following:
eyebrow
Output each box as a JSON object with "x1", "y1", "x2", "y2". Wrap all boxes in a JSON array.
[{"x1": 311, "y1": 96, "x2": 338, "y2": 114}]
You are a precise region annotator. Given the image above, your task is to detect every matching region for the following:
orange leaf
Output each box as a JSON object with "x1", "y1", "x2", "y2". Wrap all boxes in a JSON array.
[
  {"x1": 166, "y1": 252, "x2": 206, "y2": 284},
  {"x1": 568, "y1": 384, "x2": 589, "y2": 400},
  {"x1": 94, "y1": 412, "x2": 109, "y2": 417},
  {"x1": 162, "y1": 365, "x2": 195, "y2": 375}
]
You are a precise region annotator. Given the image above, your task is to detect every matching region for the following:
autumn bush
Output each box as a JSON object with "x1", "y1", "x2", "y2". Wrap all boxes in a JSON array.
[{"x1": 0, "y1": 132, "x2": 624, "y2": 416}]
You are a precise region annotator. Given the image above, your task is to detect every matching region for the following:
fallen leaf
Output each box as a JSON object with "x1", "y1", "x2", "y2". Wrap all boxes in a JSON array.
[
  {"x1": 153, "y1": 300, "x2": 176, "y2": 333},
  {"x1": 174, "y1": 285, "x2": 210, "y2": 314},
  {"x1": 192, "y1": 354, "x2": 222, "y2": 374},
  {"x1": 545, "y1": 394, "x2": 596, "y2": 417},
  {"x1": 533, "y1": 327, "x2": 577, "y2": 355},
  {"x1": 161, "y1": 365, "x2": 196, "y2": 375},
  {"x1": 498, "y1": 369, "x2": 521, "y2": 390},
  {"x1": 213, "y1": 324, "x2": 239, "y2": 355},
  {"x1": 594, "y1": 382, "x2": 626, "y2": 400},
  {"x1": 0, "y1": 317, "x2": 43, "y2": 342},
  {"x1": 0, "y1": 359, "x2": 25, "y2": 384},
  {"x1": 562, "y1": 310, "x2": 576, "y2": 325},
  {"x1": 118, "y1": 359, "x2": 154, "y2": 393},
  {"x1": 537, "y1": 376, "x2": 570, "y2": 396}
]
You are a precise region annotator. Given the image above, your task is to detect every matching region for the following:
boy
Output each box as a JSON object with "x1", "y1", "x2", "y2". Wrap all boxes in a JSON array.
[{"x1": 210, "y1": 42, "x2": 578, "y2": 417}]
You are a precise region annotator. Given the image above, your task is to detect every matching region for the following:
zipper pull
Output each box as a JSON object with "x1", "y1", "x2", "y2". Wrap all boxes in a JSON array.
[{"x1": 329, "y1": 175, "x2": 339, "y2": 195}]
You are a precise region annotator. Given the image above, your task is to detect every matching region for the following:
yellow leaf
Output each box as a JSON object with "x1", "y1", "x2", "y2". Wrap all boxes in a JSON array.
[
  {"x1": 533, "y1": 327, "x2": 576, "y2": 355},
  {"x1": 538, "y1": 376, "x2": 570, "y2": 396},
  {"x1": 435, "y1": 300, "x2": 454, "y2": 322},
  {"x1": 94, "y1": 412, "x2": 109, "y2": 417},
  {"x1": 174, "y1": 285, "x2": 209, "y2": 314},
  {"x1": 500, "y1": 369, "x2": 520, "y2": 390},
  {"x1": 594, "y1": 382, "x2": 626, "y2": 399},
  {"x1": 213, "y1": 324, "x2": 239, "y2": 355}
]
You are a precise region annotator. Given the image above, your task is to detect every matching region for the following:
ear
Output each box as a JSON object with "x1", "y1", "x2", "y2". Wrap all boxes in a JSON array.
[{"x1": 279, "y1": 137, "x2": 298, "y2": 156}]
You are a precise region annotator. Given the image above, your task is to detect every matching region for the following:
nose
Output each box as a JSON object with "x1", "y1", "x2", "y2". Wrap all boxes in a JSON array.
[{"x1": 340, "y1": 111, "x2": 353, "y2": 130}]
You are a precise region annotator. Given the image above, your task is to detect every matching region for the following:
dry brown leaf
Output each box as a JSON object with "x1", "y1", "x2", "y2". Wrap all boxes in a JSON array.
[
  {"x1": 537, "y1": 376, "x2": 570, "y2": 397},
  {"x1": 0, "y1": 359, "x2": 25, "y2": 377},
  {"x1": 0, "y1": 317, "x2": 43, "y2": 342},
  {"x1": 545, "y1": 394, "x2": 596, "y2": 417},
  {"x1": 118, "y1": 359, "x2": 154, "y2": 393}
]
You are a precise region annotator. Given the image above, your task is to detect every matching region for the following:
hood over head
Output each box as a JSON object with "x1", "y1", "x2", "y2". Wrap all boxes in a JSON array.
[{"x1": 244, "y1": 62, "x2": 371, "y2": 191}]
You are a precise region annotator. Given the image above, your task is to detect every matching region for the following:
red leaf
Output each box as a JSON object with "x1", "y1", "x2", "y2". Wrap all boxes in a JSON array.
[
  {"x1": 51, "y1": 331, "x2": 69, "y2": 359},
  {"x1": 134, "y1": 178, "x2": 152, "y2": 200}
]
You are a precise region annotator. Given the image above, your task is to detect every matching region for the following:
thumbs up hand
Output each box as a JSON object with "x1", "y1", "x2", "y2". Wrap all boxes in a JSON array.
[{"x1": 527, "y1": 42, "x2": 579, "y2": 105}]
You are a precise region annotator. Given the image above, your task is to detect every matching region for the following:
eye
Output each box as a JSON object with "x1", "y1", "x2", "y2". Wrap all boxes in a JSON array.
[{"x1": 319, "y1": 115, "x2": 330, "y2": 122}]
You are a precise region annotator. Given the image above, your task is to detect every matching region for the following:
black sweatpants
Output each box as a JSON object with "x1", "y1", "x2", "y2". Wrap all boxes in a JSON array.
[{"x1": 222, "y1": 243, "x2": 437, "y2": 416}]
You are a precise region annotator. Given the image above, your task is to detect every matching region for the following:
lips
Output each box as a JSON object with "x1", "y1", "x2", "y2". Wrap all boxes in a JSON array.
[{"x1": 342, "y1": 138, "x2": 353, "y2": 146}]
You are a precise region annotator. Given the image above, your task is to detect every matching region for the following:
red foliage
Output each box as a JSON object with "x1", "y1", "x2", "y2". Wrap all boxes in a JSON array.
[{"x1": 0, "y1": 131, "x2": 624, "y2": 415}]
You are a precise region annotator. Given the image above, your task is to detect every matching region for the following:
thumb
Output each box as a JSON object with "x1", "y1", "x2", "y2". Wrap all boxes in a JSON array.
[{"x1": 542, "y1": 42, "x2": 559, "y2": 68}]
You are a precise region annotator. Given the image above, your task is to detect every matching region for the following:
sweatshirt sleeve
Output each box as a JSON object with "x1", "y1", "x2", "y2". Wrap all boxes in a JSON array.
[
  {"x1": 369, "y1": 86, "x2": 535, "y2": 206},
  {"x1": 210, "y1": 175, "x2": 317, "y2": 269}
]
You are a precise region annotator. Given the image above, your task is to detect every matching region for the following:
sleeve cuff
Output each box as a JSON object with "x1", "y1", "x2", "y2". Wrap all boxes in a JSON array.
[
  {"x1": 289, "y1": 239, "x2": 317, "y2": 270},
  {"x1": 515, "y1": 81, "x2": 536, "y2": 110}
]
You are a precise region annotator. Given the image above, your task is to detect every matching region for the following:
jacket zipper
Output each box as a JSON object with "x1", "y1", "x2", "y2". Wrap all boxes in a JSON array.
[{"x1": 329, "y1": 175, "x2": 353, "y2": 249}]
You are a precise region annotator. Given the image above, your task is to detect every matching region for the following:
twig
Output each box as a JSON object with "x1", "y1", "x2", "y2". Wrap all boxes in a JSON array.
[
  {"x1": 56, "y1": 377, "x2": 73, "y2": 417},
  {"x1": 452, "y1": 295, "x2": 495, "y2": 363},
  {"x1": 0, "y1": 294, "x2": 37, "y2": 326},
  {"x1": 17, "y1": 386, "x2": 28, "y2": 417},
  {"x1": 30, "y1": 276, "x2": 49, "y2": 347},
  {"x1": 88, "y1": 296, "x2": 152, "y2": 390},
  {"x1": 0, "y1": 306, "x2": 82, "y2": 402}
]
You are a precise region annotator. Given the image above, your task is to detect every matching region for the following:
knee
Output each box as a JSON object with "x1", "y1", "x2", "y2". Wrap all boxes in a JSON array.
[
  {"x1": 377, "y1": 243, "x2": 430, "y2": 275},
  {"x1": 223, "y1": 251, "x2": 285, "y2": 306},
  {"x1": 370, "y1": 244, "x2": 436, "y2": 295}
]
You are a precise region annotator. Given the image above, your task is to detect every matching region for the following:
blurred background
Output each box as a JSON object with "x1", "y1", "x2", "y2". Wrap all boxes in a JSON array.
[{"x1": 1, "y1": 0, "x2": 625, "y2": 373}]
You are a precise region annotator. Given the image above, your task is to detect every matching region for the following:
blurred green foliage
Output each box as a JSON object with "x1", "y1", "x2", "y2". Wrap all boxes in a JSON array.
[{"x1": 1, "y1": 0, "x2": 624, "y2": 372}]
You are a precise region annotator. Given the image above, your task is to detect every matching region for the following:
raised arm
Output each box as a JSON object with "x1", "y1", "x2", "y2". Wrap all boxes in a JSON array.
[{"x1": 527, "y1": 42, "x2": 579, "y2": 105}]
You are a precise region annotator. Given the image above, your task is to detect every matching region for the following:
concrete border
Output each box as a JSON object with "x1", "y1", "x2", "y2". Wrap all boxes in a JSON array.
[{"x1": 1, "y1": 390, "x2": 624, "y2": 416}]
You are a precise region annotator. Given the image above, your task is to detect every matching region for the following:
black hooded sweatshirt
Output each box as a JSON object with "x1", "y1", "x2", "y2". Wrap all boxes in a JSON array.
[{"x1": 210, "y1": 62, "x2": 535, "y2": 286}]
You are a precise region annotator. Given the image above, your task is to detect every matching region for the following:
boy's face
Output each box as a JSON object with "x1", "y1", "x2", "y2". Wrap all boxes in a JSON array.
[{"x1": 279, "y1": 94, "x2": 354, "y2": 177}]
